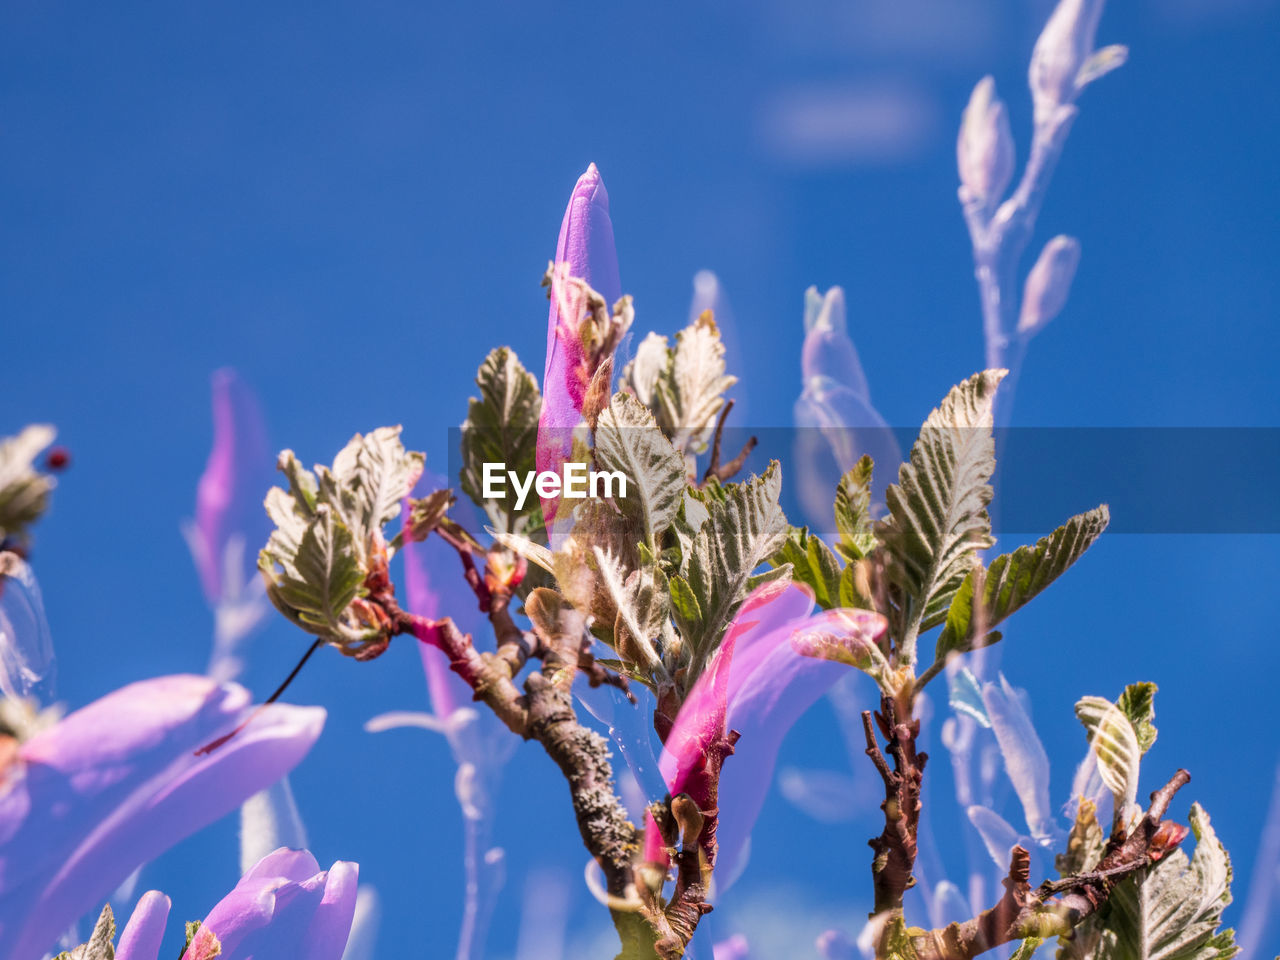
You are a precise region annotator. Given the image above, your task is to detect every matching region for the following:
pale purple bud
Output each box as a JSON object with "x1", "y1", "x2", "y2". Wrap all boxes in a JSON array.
[
  {"x1": 957, "y1": 77, "x2": 1014, "y2": 210},
  {"x1": 1029, "y1": 0, "x2": 1106, "y2": 122},
  {"x1": 116, "y1": 891, "x2": 171, "y2": 960},
  {"x1": 536, "y1": 164, "x2": 621, "y2": 528},
  {"x1": 1018, "y1": 235, "x2": 1081, "y2": 335}
]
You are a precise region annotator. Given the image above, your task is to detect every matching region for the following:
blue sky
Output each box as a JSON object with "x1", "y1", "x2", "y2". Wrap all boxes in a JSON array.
[{"x1": 3, "y1": 1, "x2": 1278, "y2": 955}]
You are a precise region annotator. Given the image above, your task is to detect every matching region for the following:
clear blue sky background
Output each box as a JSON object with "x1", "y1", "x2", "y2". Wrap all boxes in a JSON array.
[{"x1": 3, "y1": 1, "x2": 1278, "y2": 956}]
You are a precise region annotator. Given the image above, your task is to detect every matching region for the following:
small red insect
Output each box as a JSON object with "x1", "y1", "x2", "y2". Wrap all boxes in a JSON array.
[{"x1": 45, "y1": 447, "x2": 71, "y2": 471}]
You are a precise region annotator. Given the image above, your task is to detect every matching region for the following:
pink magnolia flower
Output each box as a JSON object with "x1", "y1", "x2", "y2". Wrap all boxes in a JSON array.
[
  {"x1": 648, "y1": 584, "x2": 887, "y2": 885},
  {"x1": 0, "y1": 675, "x2": 325, "y2": 960},
  {"x1": 536, "y1": 164, "x2": 621, "y2": 528},
  {"x1": 184, "y1": 847, "x2": 358, "y2": 960}
]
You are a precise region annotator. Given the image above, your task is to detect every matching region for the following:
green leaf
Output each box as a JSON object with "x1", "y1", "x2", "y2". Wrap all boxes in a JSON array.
[
  {"x1": 668, "y1": 574, "x2": 702, "y2": 646},
  {"x1": 592, "y1": 547, "x2": 670, "y2": 678},
  {"x1": 936, "y1": 505, "x2": 1109, "y2": 660},
  {"x1": 1010, "y1": 938, "x2": 1043, "y2": 960},
  {"x1": 1117, "y1": 682, "x2": 1158, "y2": 756},
  {"x1": 681, "y1": 461, "x2": 788, "y2": 663},
  {"x1": 594, "y1": 393, "x2": 686, "y2": 548},
  {"x1": 54, "y1": 904, "x2": 116, "y2": 960},
  {"x1": 1075, "y1": 695, "x2": 1141, "y2": 811},
  {"x1": 876, "y1": 370, "x2": 1004, "y2": 657},
  {"x1": 0, "y1": 424, "x2": 56, "y2": 543},
  {"x1": 621, "y1": 313, "x2": 737, "y2": 455},
  {"x1": 1095, "y1": 804, "x2": 1239, "y2": 960},
  {"x1": 769, "y1": 526, "x2": 842, "y2": 610},
  {"x1": 834, "y1": 455, "x2": 877, "y2": 561},
  {"x1": 324, "y1": 426, "x2": 424, "y2": 549},
  {"x1": 261, "y1": 504, "x2": 370, "y2": 653},
  {"x1": 406, "y1": 489, "x2": 456, "y2": 543},
  {"x1": 459, "y1": 347, "x2": 544, "y2": 536}
]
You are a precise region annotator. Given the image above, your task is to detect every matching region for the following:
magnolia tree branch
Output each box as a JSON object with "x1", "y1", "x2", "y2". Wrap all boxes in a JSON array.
[
  {"x1": 861, "y1": 687, "x2": 1194, "y2": 960},
  {"x1": 862, "y1": 696, "x2": 926, "y2": 922},
  {"x1": 365, "y1": 557, "x2": 683, "y2": 956}
]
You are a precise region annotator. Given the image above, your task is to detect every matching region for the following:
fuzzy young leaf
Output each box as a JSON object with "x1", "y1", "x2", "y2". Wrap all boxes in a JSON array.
[
  {"x1": 769, "y1": 526, "x2": 842, "y2": 610},
  {"x1": 261, "y1": 504, "x2": 371, "y2": 653},
  {"x1": 406, "y1": 489, "x2": 456, "y2": 542},
  {"x1": 622, "y1": 313, "x2": 737, "y2": 455},
  {"x1": 790, "y1": 610, "x2": 891, "y2": 687},
  {"x1": 936, "y1": 505, "x2": 1109, "y2": 660},
  {"x1": 834, "y1": 455, "x2": 877, "y2": 561},
  {"x1": 323, "y1": 427, "x2": 424, "y2": 553},
  {"x1": 680, "y1": 462, "x2": 788, "y2": 662},
  {"x1": 1095, "y1": 804, "x2": 1238, "y2": 960},
  {"x1": 54, "y1": 904, "x2": 116, "y2": 960},
  {"x1": 1075, "y1": 695, "x2": 1141, "y2": 812},
  {"x1": 459, "y1": 347, "x2": 544, "y2": 535},
  {"x1": 0, "y1": 424, "x2": 56, "y2": 544},
  {"x1": 594, "y1": 392, "x2": 686, "y2": 547},
  {"x1": 1009, "y1": 938, "x2": 1043, "y2": 960},
  {"x1": 592, "y1": 546, "x2": 669, "y2": 678},
  {"x1": 877, "y1": 371, "x2": 1004, "y2": 657},
  {"x1": 1117, "y1": 682, "x2": 1158, "y2": 756}
]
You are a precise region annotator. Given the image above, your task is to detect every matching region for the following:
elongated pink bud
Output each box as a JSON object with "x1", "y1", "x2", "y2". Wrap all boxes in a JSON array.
[
  {"x1": 957, "y1": 76, "x2": 1014, "y2": 211},
  {"x1": 1018, "y1": 235, "x2": 1081, "y2": 335}
]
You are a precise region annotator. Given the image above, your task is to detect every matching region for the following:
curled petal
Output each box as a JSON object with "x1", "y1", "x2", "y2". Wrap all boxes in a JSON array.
[{"x1": 199, "y1": 847, "x2": 359, "y2": 960}]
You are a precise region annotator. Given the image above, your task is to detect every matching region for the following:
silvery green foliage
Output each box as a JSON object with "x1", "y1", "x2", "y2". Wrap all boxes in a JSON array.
[
  {"x1": 670, "y1": 462, "x2": 787, "y2": 666},
  {"x1": 0, "y1": 425, "x2": 56, "y2": 545},
  {"x1": 620, "y1": 311, "x2": 737, "y2": 456},
  {"x1": 594, "y1": 393, "x2": 685, "y2": 550},
  {"x1": 1076, "y1": 695, "x2": 1143, "y2": 814},
  {"x1": 259, "y1": 427, "x2": 423, "y2": 655},
  {"x1": 459, "y1": 347, "x2": 543, "y2": 537},
  {"x1": 937, "y1": 504, "x2": 1110, "y2": 660},
  {"x1": 1096, "y1": 805, "x2": 1238, "y2": 960},
  {"x1": 877, "y1": 370, "x2": 1004, "y2": 660},
  {"x1": 53, "y1": 905, "x2": 115, "y2": 960}
]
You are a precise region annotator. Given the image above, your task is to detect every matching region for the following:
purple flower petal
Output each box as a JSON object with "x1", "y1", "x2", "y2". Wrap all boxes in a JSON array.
[
  {"x1": 116, "y1": 890, "x2": 171, "y2": 960},
  {"x1": 0, "y1": 674, "x2": 324, "y2": 960},
  {"x1": 536, "y1": 164, "x2": 620, "y2": 527},
  {"x1": 188, "y1": 369, "x2": 271, "y2": 606},
  {"x1": 198, "y1": 846, "x2": 358, "y2": 960}
]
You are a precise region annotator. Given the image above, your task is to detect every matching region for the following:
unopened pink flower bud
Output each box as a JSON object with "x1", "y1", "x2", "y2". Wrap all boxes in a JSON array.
[
  {"x1": 1018, "y1": 235, "x2": 1081, "y2": 335},
  {"x1": 1029, "y1": 0, "x2": 1105, "y2": 122},
  {"x1": 957, "y1": 76, "x2": 1014, "y2": 210}
]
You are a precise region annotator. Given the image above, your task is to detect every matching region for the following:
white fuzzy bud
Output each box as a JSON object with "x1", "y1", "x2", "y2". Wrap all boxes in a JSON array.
[
  {"x1": 1019, "y1": 235, "x2": 1081, "y2": 334},
  {"x1": 1029, "y1": 0, "x2": 1105, "y2": 122},
  {"x1": 957, "y1": 76, "x2": 1014, "y2": 210}
]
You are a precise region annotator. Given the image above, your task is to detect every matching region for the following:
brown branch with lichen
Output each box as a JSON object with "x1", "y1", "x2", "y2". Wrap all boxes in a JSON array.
[{"x1": 362, "y1": 549, "x2": 658, "y2": 953}]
